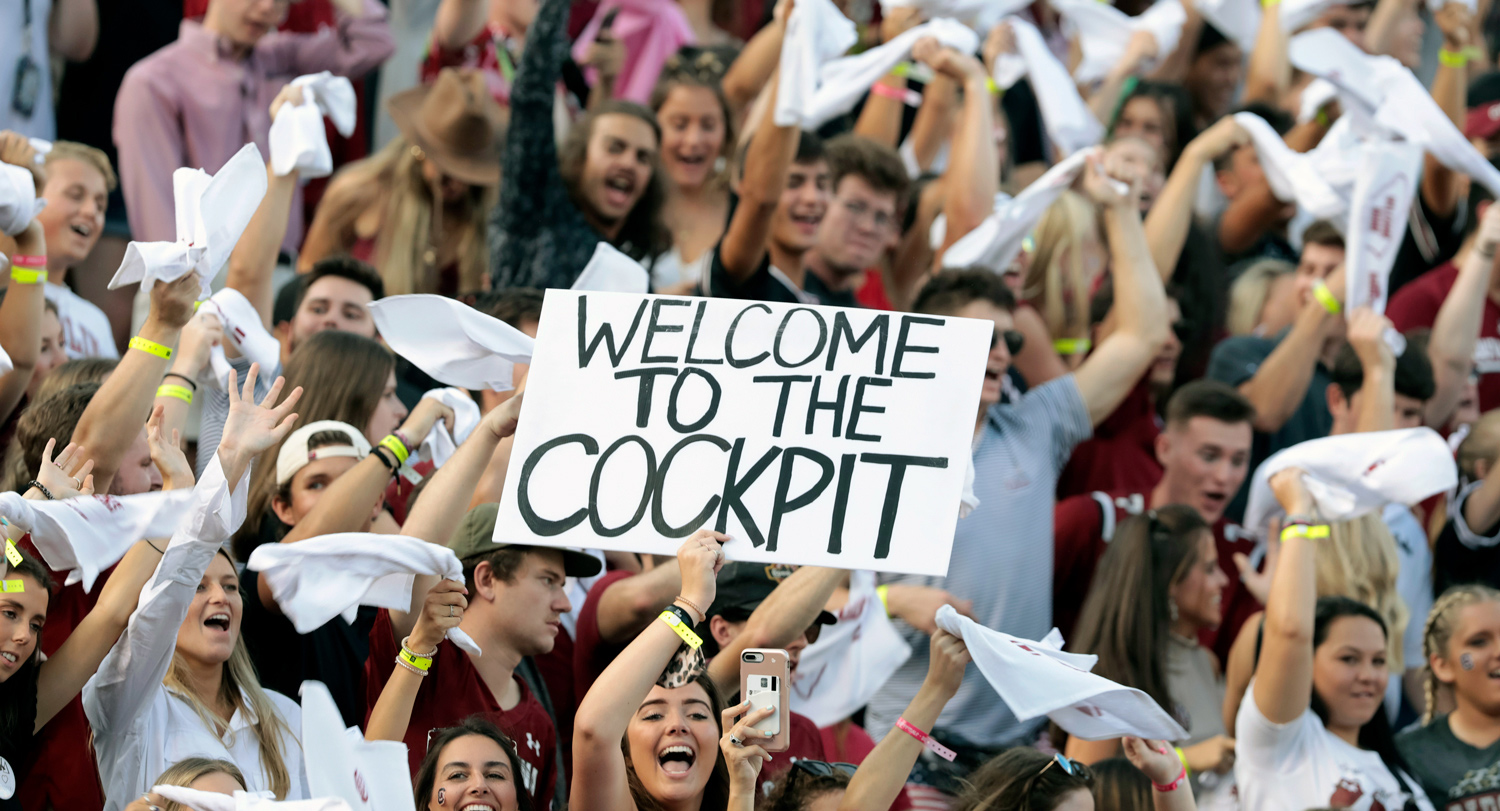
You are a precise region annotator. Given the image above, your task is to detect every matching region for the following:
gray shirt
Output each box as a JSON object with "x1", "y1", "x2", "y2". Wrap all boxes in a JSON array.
[
  {"x1": 194, "y1": 355, "x2": 278, "y2": 473},
  {"x1": 868, "y1": 375, "x2": 1091, "y2": 748}
]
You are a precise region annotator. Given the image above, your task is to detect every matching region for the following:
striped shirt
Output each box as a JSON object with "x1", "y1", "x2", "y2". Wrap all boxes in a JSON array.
[
  {"x1": 194, "y1": 356, "x2": 279, "y2": 474},
  {"x1": 869, "y1": 375, "x2": 1091, "y2": 749}
]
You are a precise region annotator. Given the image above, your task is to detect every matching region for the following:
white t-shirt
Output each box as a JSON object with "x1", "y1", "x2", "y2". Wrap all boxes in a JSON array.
[
  {"x1": 44, "y1": 283, "x2": 119, "y2": 359},
  {"x1": 1235, "y1": 682, "x2": 1432, "y2": 811}
]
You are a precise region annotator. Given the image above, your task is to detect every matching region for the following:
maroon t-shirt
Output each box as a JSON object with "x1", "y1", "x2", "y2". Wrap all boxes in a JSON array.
[
  {"x1": 754, "y1": 711, "x2": 829, "y2": 798},
  {"x1": 1056, "y1": 376, "x2": 1162, "y2": 500},
  {"x1": 1388, "y1": 260, "x2": 1500, "y2": 413},
  {"x1": 1052, "y1": 488, "x2": 1257, "y2": 662},
  {"x1": 364, "y1": 610, "x2": 557, "y2": 811},
  {"x1": 572, "y1": 570, "x2": 636, "y2": 700}
]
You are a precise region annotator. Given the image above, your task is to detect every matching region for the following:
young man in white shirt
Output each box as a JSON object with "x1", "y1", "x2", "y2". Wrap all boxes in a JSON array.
[{"x1": 35, "y1": 141, "x2": 120, "y2": 359}]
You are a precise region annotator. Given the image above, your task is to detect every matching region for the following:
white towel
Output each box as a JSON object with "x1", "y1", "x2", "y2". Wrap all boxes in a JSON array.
[
  {"x1": 1053, "y1": 0, "x2": 1187, "y2": 85},
  {"x1": 791, "y1": 571, "x2": 912, "y2": 726},
  {"x1": 799, "y1": 19, "x2": 980, "y2": 130},
  {"x1": 1232, "y1": 112, "x2": 1350, "y2": 219},
  {"x1": 199, "y1": 287, "x2": 282, "y2": 392},
  {"x1": 152, "y1": 787, "x2": 351, "y2": 811},
  {"x1": 773, "y1": 0, "x2": 858, "y2": 128},
  {"x1": 942, "y1": 147, "x2": 1098, "y2": 271},
  {"x1": 270, "y1": 72, "x2": 358, "y2": 179},
  {"x1": 1429, "y1": 0, "x2": 1475, "y2": 12},
  {"x1": 0, "y1": 489, "x2": 198, "y2": 591},
  {"x1": 1196, "y1": 0, "x2": 1260, "y2": 50},
  {"x1": 1344, "y1": 141, "x2": 1422, "y2": 316},
  {"x1": 960, "y1": 455, "x2": 980, "y2": 518},
  {"x1": 935, "y1": 605, "x2": 1189, "y2": 741},
  {"x1": 416, "y1": 387, "x2": 481, "y2": 469},
  {"x1": 572, "y1": 242, "x2": 651, "y2": 293},
  {"x1": 0, "y1": 163, "x2": 43, "y2": 237},
  {"x1": 1240, "y1": 428, "x2": 1458, "y2": 537},
  {"x1": 1298, "y1": 78, "x2": 1340, "y2": 124},
  {"x1": 1281, "y1": 0, "x2": 1356, "y2": 32},
  {"x1": 300, "y1": 681, "x2": 416, "y2": 811},
  {"x1": 368, "y1": 295, "x2": 536, "y2": 392},
  {"x1": 993, "y1": 18, "x2": 1104, "y2": 156},
  {"x1": 246, "y1": 532, "x2": 482, "y2": 655},
  {"x1": 878, "y1": 0, "x2": 1031, "y2": 32},
  {"x1": 1290, "y1": 29, "x2": 1500, "y2": 198},
  {"x1": 108, "y1": 143, "x2": 268, "y2": 301}
]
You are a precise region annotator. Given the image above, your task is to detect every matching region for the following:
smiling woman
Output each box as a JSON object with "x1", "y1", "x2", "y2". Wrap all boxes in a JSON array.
[{"x1": 414, "y1": 718, "x2": 534, "y2": 811}]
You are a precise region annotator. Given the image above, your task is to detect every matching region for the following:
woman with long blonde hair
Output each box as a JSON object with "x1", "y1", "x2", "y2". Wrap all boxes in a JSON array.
[
  {"x1": 1010, "y1": 190, "x2": 1105, "y2": 386},
  {"x1": 86, "y1": 367, "x2": 307, "y2": 809},
  {"x1": 300, "y1": 69, "x2": 503, "y2": 297},
  {"x1": 123, "y1": 758, "x2": 247, "y2": 811}
]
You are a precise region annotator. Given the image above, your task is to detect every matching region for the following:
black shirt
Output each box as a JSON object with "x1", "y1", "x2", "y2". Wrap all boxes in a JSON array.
[
  {"x1": 1433, "y1": 480, "x2": 1500, "y2": 597},
  {"x1": 706, "y1": 243, "x2": 862, "y2": 308},
  {"x1": 241, "y1": 568, "x2": 377, "y2": 728},
  {"x1": 1397, "y1": 714, "x2": 1500, "y2": 810}
]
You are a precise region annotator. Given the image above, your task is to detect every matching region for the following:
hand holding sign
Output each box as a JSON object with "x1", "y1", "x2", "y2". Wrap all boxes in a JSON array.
[{"x1": 680, "y1": 530, "x2": 728, "y2": 614}]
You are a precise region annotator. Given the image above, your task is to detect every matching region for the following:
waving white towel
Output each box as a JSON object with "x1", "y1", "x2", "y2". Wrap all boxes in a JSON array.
[
  {"x1": 1241, "y1": 428, "x2": 1457, "y2": 537},
  {"x1": 0, "y1": 490, "x2": 197, "y2": 591},
  {"x1": 797, "y1": 19, "x2": 980, "y2": 130},
  {"x1": 198, "y1": 287, "x2": 282, "y2": 392},
  {"x1": 774, "y1": 0, "x2": 859, "y2": 128},
  {"x1": 1344, "y1": 141, "x2": 1422, "y2": 316},
  {"x1": 0, "y1": 163, "x2": 43, "y2": 237},
  {"x1": 270, "y1": 72, "x2": 358, "y2": 179},
  {"x1": 572, "y1": 242, "x2": 651, "y2": 293},
  {"x1": 942, "y1": 147, "x2": 1098, "y2": 271},
  {"x1": 1232, "y1": 112, "x2": 1350, "y2": 219},
  {"x1": 301, "y1": 681, "x2": 415, "y2": 811},
  {"x1": 792, "y1": 571, "x2": 911, "y2": 727},
  {"x1": 108, "y1": 143, "x2": 267, "y2": 300},
  {"x1": 935, "y1": 604, "x2": 1188, "y2": 741},
  {"x1": 879, "y1": 0, "x2": 1031, "y2": 32},
  {"x1": 152, "y1": 787, "x2": 351, "y2": 811},
  {"x1": 1196, "y1": 0, "x2": 1260, "y2": 50},
  {"x1": 993, "y1": 18, "x2": 1104, "y2": 156},
  {"x1": 369, "y1": 295, "x2": 535, "y2": 392},
  {"x1": 1053, "y1": 0, "x2": 1186, "y2": 85},
  {"x1": 1298, "y1": 78, "x2": 1340, "y2": 124},
  {"x1": 247, "y1": 532, "x2": 482, "y2": 655},
  {"x1": 417, "y1": 387, "x2": 482, "y2": 470}
]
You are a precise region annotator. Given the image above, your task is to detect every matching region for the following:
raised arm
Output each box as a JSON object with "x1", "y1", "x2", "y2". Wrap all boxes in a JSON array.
[
  {"x1": 572, "y1": 533, "x2": 725, "y2": 811},
  {"x1": 1218, "y1": 171, "x2": 1291, "y2": 256},
  {"x1": 1253, "y1": 468, "x2": 1320, "y2": 723},
  {"x1": 1087, "y1": 31, "x2": 1158, "y2": 126},
  {"x1": 1235, "y1": 265, "x2": 1344, "y2": 432},
  {"x1": 71, "y1": 272, "x2": 199, "y2": 494},
  {"x1": 1420, "y1": 3, "x2": 1474, "y2": 221},
  {"x1": 48, "y1": 0, "x2": 98, "y2": 61},
  {"x1": 595, "y1": 560, "x2": 685, "y2": 643},
  {"x1": 228, "y1": 91, "x2": 301, "y2": 329},
  {"x1": 719, "y1": 80, "x2": 798, "y2": 280},
  {"x1": 0, "y1": 221, "x2": 49, "y2": 422},
  {"x1": 1365, "y1": 0, "x2": 1418, "y2": 58},
  {"x1": 1144, "y1": 117, "x2": 1248, "y2": 281},
  {"x1": 496, "y1": 0, "x2": 574, "y2": 228},
  {"x1": 367, "y1": 578, "x2": 469, "y2": 742},
  {"x1": 387, "y1": 395, "x2": 520, "y2": 644},
  {"x1": 721, "y1": 0, "x2": 790, "y2": 119},
  {"x1": 280, "y1": 0, "x2": 395, "y2": 78},
  {"x1": 706, "y1": 565, "x2": 845, "y2": 695},
  {"x1": 1427, "y1": 209, "x2": 1500, "y2": 427},
  {"x1": 922, "y1": 43, "x2": 998, "y2": 257},
  {"x1": 152, "y1": 313, "x2": 223, "y2": 440},
  {"x1": 1242, "y1": 0, "x2": 1289, "y2": 105},
  {"x1": 1121, "y1": 737, "x2": 1198, "y2": 811},
  {"x1": 431, "y1": 0, "x2": 489, "y2": 52},
  {"x1": 1072, "y1": 156, "x2": 1172, "y2": 426},
  {"x1": 838, "y1": 630, "x2": 969, "y2": 810},
  {"x1": 1345, "y1": 309, "x2": 1398, "y2": 434}
]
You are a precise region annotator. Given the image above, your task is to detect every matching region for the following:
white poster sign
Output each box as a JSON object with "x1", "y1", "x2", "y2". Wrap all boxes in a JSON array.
[{"x1": 494, "y1": 291, "x2": 990, "y2": 577}]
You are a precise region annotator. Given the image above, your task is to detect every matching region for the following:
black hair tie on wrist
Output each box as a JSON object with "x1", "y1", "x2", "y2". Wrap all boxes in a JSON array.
[
  {"x1": 371, "y1": 445, "x2": 397, "y2": 472},
  {"x1": 27, "y1": 480, "x2": 54, "y2": 500},
  {"x1": 163, "y1": 372, "x2": 198, "y2": 392}
]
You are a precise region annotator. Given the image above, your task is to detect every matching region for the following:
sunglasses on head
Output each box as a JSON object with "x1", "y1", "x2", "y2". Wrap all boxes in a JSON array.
[
  {"x1": 790, "y1": 760, "x2": 858, "y2": 780},
  {"x1": 1038, "y1": 754, "x2": 1090, "y2": 782},
  {"x1": 426, "y1": 726, "x2": 518, "y2": 755}
]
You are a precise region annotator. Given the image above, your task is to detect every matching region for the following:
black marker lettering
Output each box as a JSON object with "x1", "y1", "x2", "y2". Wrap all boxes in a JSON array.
[
  {"x1": 827, "y1": 313, "x2": 889, "y2": 374},
  {"x1": 860, "y1": 453, "x2": 949, "y2": 558},
  {"x1": 715, "y1": 438, "x2": 782, "y2": 547},
  {"x1": 684, "y1": 300, "x2": 724, "y2": 365},
  {"x1": 578, "y1": 296, "x2": 649, "y2": 368},
  {"x1": 614, "y1": 368, "x2": 679, "y2": 428},
  {"x1": 726, "y1": 304, "x2": 773, "y2": 368},
  {"x1": 846, "y1": 377, "x2": 892, "y2": 442},
  {"x1": 588, "y1": 436, "x2": 658, "y2": 537},
  {"x1": 804, "y1": 375, "x2": 849, "y2": 437},
  {"x1": 667, "y1": 368, "x2": 722, "y2": 433},
  {"x1": 752, "y1": 375, "x2": 813, "y2": 437},
  {"x1": 891, "y1": 315, "x2": 942, "y2": 379},
  {"x1": 767, "y1": 448, "x2": 834, "y2": 552},
  {"x1": 641, "y1": 299, "x2": 691, "y2": 363},
  {"x1": 774, "y1": 308, "x2": 829, "y2": 368},
  {"x1": 651, "y1": 434, "x2": 732, "y2": 536},
  {"x1": 518, "y1": 434, "x2": 598, "y2": 535}
]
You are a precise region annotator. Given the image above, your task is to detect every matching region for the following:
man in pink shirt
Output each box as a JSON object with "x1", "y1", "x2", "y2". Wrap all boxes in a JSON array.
[{"x1": 112, "y1": 0, "x2": 394, "y2": 253}]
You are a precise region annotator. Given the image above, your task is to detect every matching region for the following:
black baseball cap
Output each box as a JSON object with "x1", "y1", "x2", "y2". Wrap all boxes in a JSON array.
[
  {"x1": 448, "y1": 503, "x2": 603, "y2": 578},
  {"x1": 706, "y1": 561, "x2": 838, "y2": 625}
]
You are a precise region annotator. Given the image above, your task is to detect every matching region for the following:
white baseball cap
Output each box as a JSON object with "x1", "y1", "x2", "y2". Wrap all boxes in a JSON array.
[{"x1": 275, "y1": 420, "x2": 372, "y2": 486}]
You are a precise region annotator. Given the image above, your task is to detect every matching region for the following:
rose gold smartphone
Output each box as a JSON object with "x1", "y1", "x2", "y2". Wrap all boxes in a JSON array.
[{"x1": 740, "y1": 648, "x2": 791, "y2": 752}]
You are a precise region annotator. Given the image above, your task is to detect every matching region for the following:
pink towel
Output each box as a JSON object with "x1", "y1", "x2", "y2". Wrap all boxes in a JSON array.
[{"x1": 572, "y1": 0, "x2": 696, "y2": 105}]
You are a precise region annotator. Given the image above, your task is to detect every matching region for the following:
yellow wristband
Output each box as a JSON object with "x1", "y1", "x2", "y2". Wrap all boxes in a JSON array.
[
  {"x1": 156, "y1": 384, "x2": 193, "y2": 404},
  {"x1": 1439, "y1": 47, "x2": 1471, "y2": 68},
  {"x1": 10, "y1": 266, "x2": 46, "y2": 285},
  {"x1": 129, "y1": 336, "x2": 173, "y2": 360},
  {"x1": 877, "y1": 584, "x2": 892, "y2": 616},
  {"x1": 1311, "y1": 280, "x2": 1342, "y2": 314},
  {"x1": 1316, "y1": 107, "x2": 1331, "y2": 127},
  {"x1": 986, "y1": 77, "x2": 1003, "y2": 97},
  {"x1": 1260, "y1": 0, "x2": 1280, "y2": 7},
  {"x1": 380, "y1": 435, "x2": 410, "y2": 466},
  {"x1": 659, "y1": 609, "x2": 704, "y2": 649},
  {"x1": 0, "y1": 580, "x2": 22, "y2": 593},
  {"x1": 1281, "y1": 523, "x2": 1331, "y2": 541},
  {"x1": 397, "y1": 647, "x2": 433, "y2": 672},
  {"x1": 1174, "y1": 746, "x2": 1191, "y2": 777},
  {"x1": 1053, "y1": 337, "x2": 1092, "y2": 355},
  {"x1": 4, "y1": 539, "x2": 21, "y2": 568}
]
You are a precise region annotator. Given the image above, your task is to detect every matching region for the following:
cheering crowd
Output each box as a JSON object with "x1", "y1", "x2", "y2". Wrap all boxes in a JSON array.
[{"x1": 8, "y1": 0, "x2": 1500, "y2": 807}]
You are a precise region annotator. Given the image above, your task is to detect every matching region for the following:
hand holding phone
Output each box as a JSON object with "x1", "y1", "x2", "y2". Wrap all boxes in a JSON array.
[{"x1": 740, "y1": 649, "x2": 791, "y2": 752}]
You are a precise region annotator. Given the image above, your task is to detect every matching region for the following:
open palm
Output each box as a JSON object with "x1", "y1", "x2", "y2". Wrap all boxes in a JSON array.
[{"x1": 219, "y1": 364, "x2": 302, "y2": 465}]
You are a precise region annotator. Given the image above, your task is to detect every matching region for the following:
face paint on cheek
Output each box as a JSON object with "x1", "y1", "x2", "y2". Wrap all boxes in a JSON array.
[
  {"x1": 1462, "y1": 653, "x2": 1476, "y2": 671},
  {"x1": 437, "y1": 789, "x2": 445, "y2": 806}
]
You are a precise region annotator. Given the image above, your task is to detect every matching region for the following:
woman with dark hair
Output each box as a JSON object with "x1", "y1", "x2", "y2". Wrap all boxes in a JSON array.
[
  {"x1": 490, "y1": 0, "x2": 670, "y2": 291},
  {"x1": 414, "y1": 718, "x2": 536, "y2": 811},
  {"x1": 649, "y1": 59, "x2": 734, "y2": 294},
  {"x1": 1108, "y1": 82, "x2": 1198, "y2": 172},
  {"x1": 954, "y1": 739, "x2": 1195, "y2": 811},
  {"x1": 1064, "y1": 506, "x2": 1236, "y2": 782},
  {"x1": 1234, "y1": 467, "x2": 1432, "y2": 811},
  {"x1": 571, "y1": 531, "x2": 768, "y2": 811}
]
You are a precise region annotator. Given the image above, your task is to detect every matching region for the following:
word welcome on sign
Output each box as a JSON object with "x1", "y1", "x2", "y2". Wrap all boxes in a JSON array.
[{"x1": 494, "y1": 291, "x2": 990, "y2": 576}]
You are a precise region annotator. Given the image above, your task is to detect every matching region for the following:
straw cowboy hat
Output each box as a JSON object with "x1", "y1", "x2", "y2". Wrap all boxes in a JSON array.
[{"x1": 387, "y1": 68, "x2": 505, "y2": 186}]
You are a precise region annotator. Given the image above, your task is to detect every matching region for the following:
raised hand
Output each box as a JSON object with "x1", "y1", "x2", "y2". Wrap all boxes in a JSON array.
[
  {"x1": 482, "y1": 390, "x2": 523, "y2": 440},
  {"x1": 885, "y1": 584, "x2": 974, "y2": 633},
  {"x1": 983, "y1": 22, "x2": 1018, "y2": 75},
  {"x1": 398, "y1": 397, "x2": 457, "y2": 446},
  {"x1": 147, "y1": 272, "x2": 201, "y2": 331},
  {"x1": 217, "y1": 363, "x2": 302, "y2": 487},
  {"x1": 1182, "y1": 734, "x2": 1236, "y2": 774},
  {"x1": 1269, "y1": 467, "x2": 1316, "y2": 517},
  {"x1": 1186, "y1": 116, "x2": 1251, "y2": 162},
  {"x1": 269, "y1": 83, "x2": 306, "y2": 119},
  {"x1": 922, "y1": 628, "x2": 972, "y2": 701},
  {"x1": 1121, "y1": 737, "x2": 1185, "y2": 786},
  {"x1": 147, "y1": 404, "x2": 194, "y2": 491},
  {"x1": 0, "y1": 131, "x2": 38, "y2": 171},
  {"x1": 1346, "y1": 307, "x2": 1396, "y2": 376},
  {"x1": 172, "y1": 310, "x2": 224, "y2": 379},
  {"x1": 678, "y1": 529, "x2": 729, "y2": 613},
  {"x1": 720, "y1": 700, "x2": 774, "y2": 792},
  {"x1": 410, "y1": 578, "x2": 469, "y2": 652},
  {"x1": 31, "y1": 438, "x2": 95, "y2": 500},
  {"x1": 1081, "y1": 152, "x2": 1137, "y2": 210},
  {"x1": 1435, "y1": 1, "x2": 1473, "y2": 50}
]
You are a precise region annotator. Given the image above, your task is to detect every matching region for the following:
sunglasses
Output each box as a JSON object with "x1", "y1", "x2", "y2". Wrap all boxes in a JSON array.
[
  {"x1": 427, "y1": 726, "x2": 518, "y2": 755},
  {"x1": 990, "y1": 329, "x2": 1025, "y2": 355},
  {"x1": 1038, "y1": 754, "x2": 1091, "y2": 782},
  {"x1": 790, "y1": 760, "x2": 858, "y2": 780}
]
